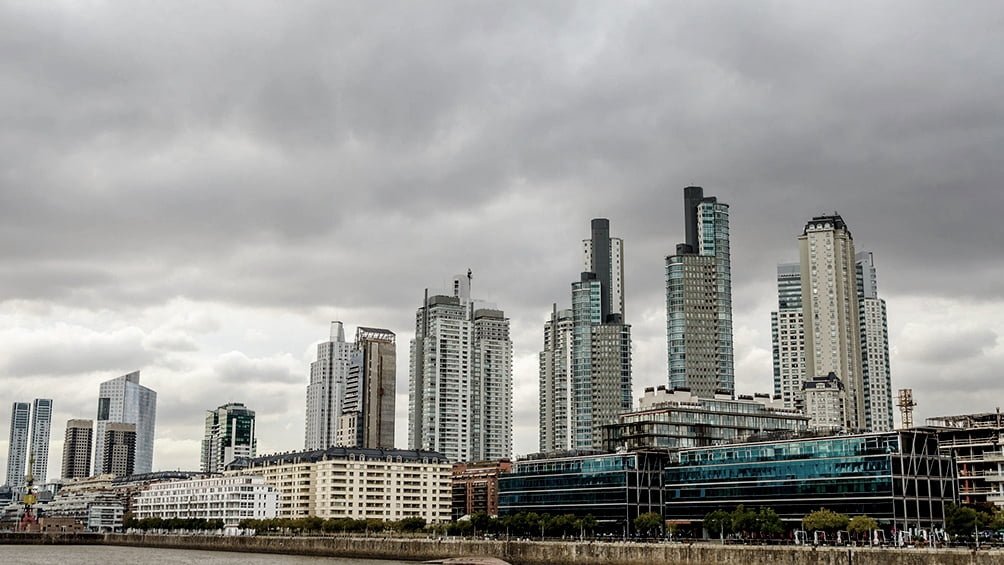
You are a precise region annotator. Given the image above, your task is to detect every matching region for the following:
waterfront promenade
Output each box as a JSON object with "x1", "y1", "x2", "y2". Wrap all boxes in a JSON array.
[{"x1": 2, "y1": 533, "x2": 1004, "y2": 565}]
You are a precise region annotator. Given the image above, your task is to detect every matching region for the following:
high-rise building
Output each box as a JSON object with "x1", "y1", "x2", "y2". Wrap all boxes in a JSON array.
[
  {"x1": 539, "y1": 219, "x2": 632, "y2": 452},
  {"x1": 799, "y1": 214, "x2": 865, "y2": 431},
  {"x1": 409, "y1": 274, "x2": 513, "y2": 462},
  {"x1": 94, "y1": 371, "x2": 157, "y2": 476},
  {"x1": 666, "y1": 187, "x2": 734, "y2": 398},
  {"x1": 202, "y1": 403, "x2": 256, "y2": 474},
  {"x1": 100, "y1": 422, "x2": 136, "y2": 477},
  {"x1": 538, "y1": 305, "x2": 573, "y2": 453},
  {"x1": 857, "y1": 251, "x2": 894, "y2": 432},
  {"x1": 801, "y1": 373, "x2": 846, "y2": 432},
  {"x1": 304, "y1": 321, "x2": 354, "y2": 450},
  {"x1": 771, "y1": 262, "x2": 806, "y2": 408},
  {"x1": 5, "y1": 402, "x2": 30, "y2": 489},
  {"x1": 62, "y1": 419, "x2": 93, "y2": 480},
  {"x1": 338, "y1": 327, "x2": 396, "y2": 449},
  {"x1": 30, "y1": 398, "x2": 52, "y2": 484}
]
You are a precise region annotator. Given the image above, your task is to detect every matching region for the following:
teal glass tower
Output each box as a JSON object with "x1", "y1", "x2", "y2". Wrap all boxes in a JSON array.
[{"x1": 666, "y1": 187, "x2": 734, "y2": 398}]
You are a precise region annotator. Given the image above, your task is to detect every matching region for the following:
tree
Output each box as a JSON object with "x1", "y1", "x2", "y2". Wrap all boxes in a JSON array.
[
  {"x1": 944, "y1": 504, "x2": 990, "y2": 538},
  {"x1": 633, "y1": 512, "x2": 663, "y2": 539},
  {"x1": 802, "y1": 509, "x2": 849, "y2": 534},
  {"x1": 703, "y1": 510, "x2": 732, "y2": 538},
  {"x1": 847, "y1": 515, "x2": 877, "y2": 540},
  {"x1": 398, "y1": 516, "x2": 426, "y2": 532},
  {"x1": 756, "y1": 507, "x2": 784, "y2": 538},
  {"x1": 730, "y1": 505, "x2": 758, "y2": 538}
]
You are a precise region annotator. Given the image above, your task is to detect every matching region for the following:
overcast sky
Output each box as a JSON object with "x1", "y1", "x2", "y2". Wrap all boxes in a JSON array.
[{"x1": 2, "y1": 1, "x2": 1003, "y2": 478}]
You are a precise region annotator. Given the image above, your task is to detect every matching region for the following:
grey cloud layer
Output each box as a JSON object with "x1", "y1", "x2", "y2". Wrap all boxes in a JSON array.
[{"x1": 1, "y1": 1, "x2": 1003, "y2": 468}]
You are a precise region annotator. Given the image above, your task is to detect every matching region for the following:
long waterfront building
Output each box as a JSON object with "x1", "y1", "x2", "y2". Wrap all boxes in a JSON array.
[
  {"x1": 601, "y1": 386, "x2": 808, "y2": 452},
  {"x1": 664, "y1": 430, "x2": 953, "y2": 531},
  {"x1": 235, "y1": 446, "x2": 452, "y2": 523},
  {"x1": 133, "y1": 475, "x2": 277, "y2": 529}
]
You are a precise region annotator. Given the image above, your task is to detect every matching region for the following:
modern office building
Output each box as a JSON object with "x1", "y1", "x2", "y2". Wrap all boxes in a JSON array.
[
  {"x1": 799, "y1": 214, "x2": 864, "y2": 431},
  {"x1": 94, "y1": 371, "x2": 157, "y2": 475},
  {"x1": 236, "y1": 446, "x2": 452, "y2": 523},
  {"x1": 5, "y1": 402, "x2": 30, "y2": 489},
  {"x1": 30, "y1": 399, "x2": 53, "y2": 485},
  {"x1": 499, "y1": 450, "x2": 667, "y2": 534},
  {"x1": 409, "y1": 274, "x2": 513, "y2": 462},
  {"x1": 338, "y1": 327, "x2": 396, "y2": 449},
  {"x1": 62, "y1": 419, "x2": 94, "y2": 480},
  {"x1": 664, "y1": 430, "x2": 954, "y2": 530},
  {"x1": 133, "y1": 475, "x2": 277, "y2": 529},
  {"x1": 771, "y1": 262, "x2": 805, "y2": 408},
  {"x1": 304, "y1": 321, "x2": 355, "y2": 450},
  {"x1": 602, "y1": 386, "x2": 808, "y2": 452},
  {"x1": 100, "y1": 423, "x2": 136, "y2": 477},
  {"x1": 926, "y1": 411, "x2": 1004, "y2": 507},
  {"x1": 801, "y1": 373, "x2": 846, "y2": 432},
  {"x1": 538, "y1": 306, "x2": 574, "y2": 453},
  {"x1": 201, "y1": 403, "x2": 256, "y2": 474},
  {"x1": 544, "y1": 219, "x2": 632, "y2": 452},
  {"x1": 857, "y1": 251, "x2": 894, "y2": 432},
  {"x1": 451, "y1": 459, "x2": 512, "y2": 520},
  {"x1": 666, "y1": 187, "x2": 733, "y2": 398}
]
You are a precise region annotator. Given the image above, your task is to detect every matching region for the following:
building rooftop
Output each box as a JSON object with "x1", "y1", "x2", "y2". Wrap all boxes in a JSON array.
[{"x1": 241, "y1": 446, "x2": 449, "y2": 467}]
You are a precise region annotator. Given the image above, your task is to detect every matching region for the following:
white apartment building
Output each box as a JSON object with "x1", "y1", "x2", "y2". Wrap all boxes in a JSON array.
[
  {"x1": 133, "y1": 475, "x2": 277, "y2": 529},
  {"x1": 304, "y1": 322, "x2": 355, "y2": 450},
  {"x1": 236, "y1": 446, "x2": 451, "y2": 523},
  {"x1": 409, "y1": 275, "x2": 513, "y2": 462},
  {"x1": 802, "y1": 373, "x2": 847, "y2": 432},
  {"x1": 799, "y1": 215, "x2": 864, "y2": 431}
]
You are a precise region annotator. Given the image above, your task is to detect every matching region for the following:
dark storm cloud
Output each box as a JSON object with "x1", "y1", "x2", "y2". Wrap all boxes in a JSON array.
[{"x1": 1, "y1": 1, "x2": 1003, "y2": 465}]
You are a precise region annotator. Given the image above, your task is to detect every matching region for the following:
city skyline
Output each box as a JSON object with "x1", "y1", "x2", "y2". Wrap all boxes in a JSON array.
[{"x1": 1, "y1": 2, "x2": 1002, "y2": 475}]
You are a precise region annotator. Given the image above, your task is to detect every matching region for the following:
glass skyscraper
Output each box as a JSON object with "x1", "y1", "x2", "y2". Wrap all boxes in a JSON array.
[
  {"x1": 666, "y1": 186, "x2": 733, "y2": 398},
  {"x1": 540, "y1": 219, "x2": 632, "y2": 452},
  {"x1": 202, "y1": 402, "x2": 257, "y2": 474},
  {"x1": 94, "y1": 371, "x2": 157, "y2": 476}
]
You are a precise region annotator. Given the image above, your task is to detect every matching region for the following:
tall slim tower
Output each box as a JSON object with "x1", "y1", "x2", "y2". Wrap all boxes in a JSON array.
[
  {"x1": 201, "y1": 402, "x2": 256, "y2": 474},
  {"x1": 94, "y1": 371, "x2": 157, "y2": 476},
  {"x1": 857, "y1": 251, "x2": 894, "y2": 432},
  {"x1": 540, "y1": 219, "x2": 632, "y2": 452},
  {"x1": 30, "y1": 399, "x2": 52, "y2": 484},
  {"x1": 409, "y1": 274, "x2": 512, "y2": 462},
  {"x1": 5, "y1": 402, "x2": 30, "y2": 489},
  {"x1": 304, "y1": 322, "x2": 354, "y2": 450},
  {"x1": 666, "y1": 187, "x2": 734, "y2": 398},
  {"x1": 338, "y1": 327, "x2": 396, "y2": 449},
  {"x1": 61, "y1": 419, "x2": 93, "y2": 480},
  {"x1": 799, "y1": 214, "x2": 864, "y2": 431},
  {"x1": 538, "y1": 305, "x2": 574, "y2": 452},
  {"x1": 771, "y1": 262, "x2": 806, "y2": 408}
]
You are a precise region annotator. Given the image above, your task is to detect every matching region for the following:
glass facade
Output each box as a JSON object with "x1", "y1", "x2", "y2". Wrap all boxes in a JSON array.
[
  {"x1": 664, "y1": 431, "x2": 954, "y2": 530},
  {"x1": 602, "y1": 389, "x2": 808, "y2": 452},
  {"x1": 499, "y1": 451, "x2": 666, "y2": 532}
]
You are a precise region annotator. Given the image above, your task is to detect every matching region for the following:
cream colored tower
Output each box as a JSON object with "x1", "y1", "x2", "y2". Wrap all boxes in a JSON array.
[{"x1": 799, "y1": 215, "x2": 864, "y2": 431}]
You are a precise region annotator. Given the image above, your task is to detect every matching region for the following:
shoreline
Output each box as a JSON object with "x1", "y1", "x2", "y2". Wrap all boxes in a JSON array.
[{"x1": 1, "y1": 532, "x2": 1003, "y2": 564}]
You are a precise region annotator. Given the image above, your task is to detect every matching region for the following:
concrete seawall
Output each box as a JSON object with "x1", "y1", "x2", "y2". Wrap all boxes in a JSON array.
[{"x1": 2, "y1": 532, "x2": 1003, "y2": 564}]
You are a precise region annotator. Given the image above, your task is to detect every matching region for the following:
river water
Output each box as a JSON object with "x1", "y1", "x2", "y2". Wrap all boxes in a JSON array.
[{"x1": 0, "y1": 545, "x2": 421, "y2": 565}]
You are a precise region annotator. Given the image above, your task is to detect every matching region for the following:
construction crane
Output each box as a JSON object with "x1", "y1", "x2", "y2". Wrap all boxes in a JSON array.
[
  {"x1": 17, "y1": 452, "x2": 40, "y2": 532},
  {"x1": 897, "y1": 389, "x2": 917, "y2": 429}
]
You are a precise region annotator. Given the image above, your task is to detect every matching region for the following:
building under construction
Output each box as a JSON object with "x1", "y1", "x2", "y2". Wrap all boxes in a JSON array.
[{"x1": 925, "y1": 410, "x2": 1004, "y2": 507}]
